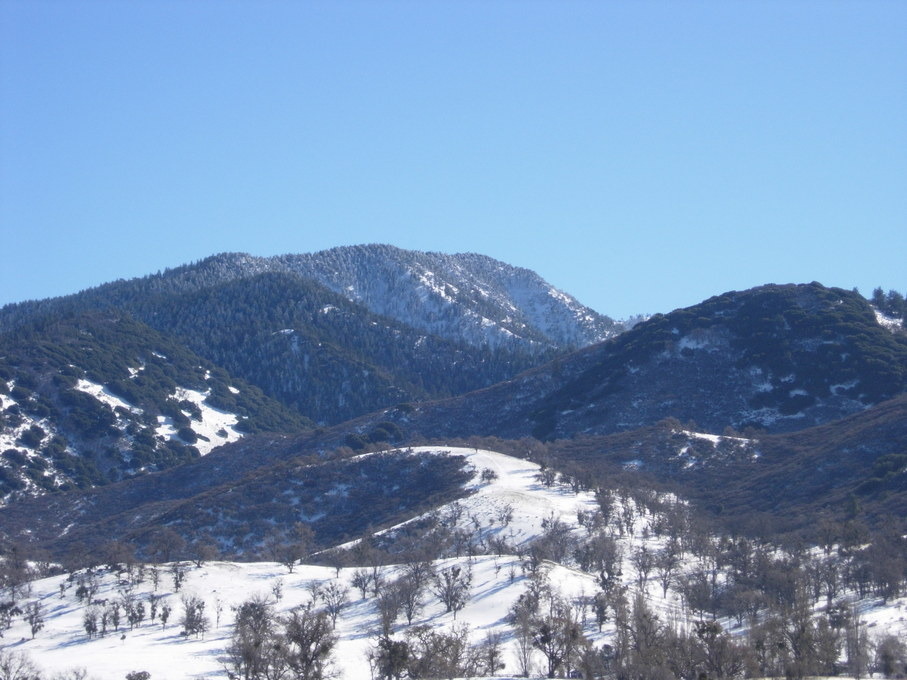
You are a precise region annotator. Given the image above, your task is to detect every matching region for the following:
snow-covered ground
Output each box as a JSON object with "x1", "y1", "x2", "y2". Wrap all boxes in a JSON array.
[
  {"x1": 874, "y1": 308, "x2": 904, "y2": 332},
  {"x1": 2, "y1": 447, "x2": 905, "y2": 679},
  {"x1": 75, "y1": 379, "x2": 143, "y2": 415},
  {"x1": 375, "y1": 446, "x2": 602, "y2": 549},
  {"x1": 154, "y1": 387, "x2": 243, "y2": 455},
  {"x1": 75, "y1": 378, "x2": 244, "y2": 455}
]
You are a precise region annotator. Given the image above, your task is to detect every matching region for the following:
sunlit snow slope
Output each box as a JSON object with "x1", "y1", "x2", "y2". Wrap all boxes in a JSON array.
[{"x1": 5, "y1": 447, "x2": 906, "y2": 680}]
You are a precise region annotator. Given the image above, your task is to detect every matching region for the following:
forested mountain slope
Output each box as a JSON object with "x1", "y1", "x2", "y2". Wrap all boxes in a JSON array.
[
  {"x1": 347, "y1": 282, "x2": 907, "y2": 441},
  {"x1": 0, "y1": 311, "x2": 307, "y2": 501},
  {"x1": 0, "y1": 246, "x2": 622, "y2": 427}
]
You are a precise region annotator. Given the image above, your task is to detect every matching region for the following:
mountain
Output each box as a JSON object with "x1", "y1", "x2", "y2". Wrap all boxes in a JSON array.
[
  {"x1": 4, "y1": 277, "x2": 905, "y2": 527},
  {"x1": 4, "y1": 363, "x2": 904, "y2": 562},
  {"x1": 529, "y1": 392, "x2": 907, "y2": 535},
  {"x1": 0, "y1": 245, "x2": 621, "y2": 351},
  {"x1": 270, "y1": 245, "x2": 621, "y2": 349},
  {"x1": 345, "y1": 282, "x2": 907, "y2": 441},
  {"x1": 0, "y1": 444, "x2": 475, "y2": 563},
  {"x1": 0, "y1": 246, "x2": 622, "y2": 428}
]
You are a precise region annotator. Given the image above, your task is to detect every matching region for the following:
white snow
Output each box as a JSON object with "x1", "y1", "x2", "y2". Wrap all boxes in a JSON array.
[
  {"x1": 3, "y1": 446, "x2": 905, "y2": 679},
  {"x1": 0, "y1": 395, "x2": 49, "y2": 459},
  {"x1": 75, "y1": 379, "x2": 142, "y2": 415},
  {"x1": 0, "y1": 392, "x2": 15, "y2": 419},
  {"x1": 154, "y1": 387, "x2": 243, "y2": 455},
  {"x1": 382, "y1": 446, "x2": 600, "y2": 549},
  {"x1": 831, "y1": 379, "x2": 859, "y2": 395},
  {"x1": 680, "y1": 429, "x2": 752, "y2": 445},
  {"x1": 874, "y1": 308, "x2": 904, "y2": 332},
  {"x1": 0, "y1": 446, "x2": 647, "y2": 679}
]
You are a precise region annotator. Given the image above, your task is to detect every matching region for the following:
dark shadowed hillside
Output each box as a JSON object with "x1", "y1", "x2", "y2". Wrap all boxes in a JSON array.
[{"x1": 345, "y1": 282, "x2": 907, "y2": 441}]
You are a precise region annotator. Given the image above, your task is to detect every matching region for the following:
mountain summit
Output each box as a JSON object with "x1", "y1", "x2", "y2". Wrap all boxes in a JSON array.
[
  {"x1": 270, "y1": 245, "x2": 621, "y2": 349},
  {"x1": 1, "y1": 244, "x2": 621, "y2": 353}
]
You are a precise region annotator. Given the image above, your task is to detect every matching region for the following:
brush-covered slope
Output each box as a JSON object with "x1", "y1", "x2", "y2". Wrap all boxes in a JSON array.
[
  {"x1": 0, "y1": 311, "x2": 307, "y2": 503},
  {"x1": 352, "y1": 282, "x2": 907, "y2": 440},
  {"x1": 0, "y1": 445, "x2": 474, "y2": 563},
  {"x1": 0, "y1": 246, "x2": 620, "y2": 352},
  {"x1": 531, "y1": 393, "x2": 907, "y2": 535}
]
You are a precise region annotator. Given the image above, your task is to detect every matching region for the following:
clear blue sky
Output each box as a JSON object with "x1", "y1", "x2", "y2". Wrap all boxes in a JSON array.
[{"x1": 2, "y1": 1, "x2": 905, "y2": 319}]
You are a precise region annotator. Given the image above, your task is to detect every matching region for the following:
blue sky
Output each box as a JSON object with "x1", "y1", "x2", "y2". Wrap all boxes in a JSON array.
[{"x1": 1, "y1": 1, "x2": 904, "y2": 319}]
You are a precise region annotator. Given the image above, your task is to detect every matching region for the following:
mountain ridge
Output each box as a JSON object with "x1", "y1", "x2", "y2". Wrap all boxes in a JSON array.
[
  {"x1": 342, "y1": 281, "x2": 907, "y2": 441},
  {"x1": 0, "y1": 245, "x2": 622, "y2": 352}
]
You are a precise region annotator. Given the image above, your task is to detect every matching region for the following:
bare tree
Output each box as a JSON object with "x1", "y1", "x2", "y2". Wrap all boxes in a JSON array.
[
  {"x1": 148, "y1": 527, "x2": 185, "y2": 563},
  {"x1": 225, "y1": 595, "x2": 279, "y2": 680},
  {"x1": 351, "y1": 568, "x2": 372, "y2": 600},
  {"x1": 432, "y1": 565, "x2": 472, "y2": 619},
  {"x1": 477, "y1": 631, "x2": 506, "y2": 676},
  {"x1": 282, "y1": 605, "x2": 337, "y2": 680},
  {"x1": 655, "y1": 542, "x2": 681, "y2": 598},
  {"x1": 24, "y1": 600, "x2": 44, "y2": 639},
  {"x1": 0, "y1": 649, "x2": 42, "y2": 680},
  {"x1": 180, "y1": 594, "x2": 209, "y2": 638},
  {"x1": 321, "y1": 582, "x2": 349, "y2": 628},
  {"x1": 376, "y1": 582, "x2": 402, "y2": 638},
  {"x1": 170, "y1": 562, "x2": 188, "y2": 592},
  {"x1": 191, "y1": 538, "x2": 220, "y2": 568},
  {"x1": 405, "y1": 623, "x2": 477, "y2": 679},
  {"x1": 509, "y1": 594, "x2": 536, "y2": 677},
  {"x1": 532, "y1": 596, "x2": 586, "y2": 679}
]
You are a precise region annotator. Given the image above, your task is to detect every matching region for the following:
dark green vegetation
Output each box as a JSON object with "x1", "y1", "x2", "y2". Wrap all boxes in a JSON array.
[
  {"x1": 0, "y1": 312, "x2": 307, "y2": 497},
  {"x1": 871, "y1": 286, "x2": 907, "y2": 322},
  {"x1": 414, "y1": 398, "x2": 907, "y2": 542},
  {"x1": 0, "y1": 246, "x2": 620, "y2": 427},
  {"x1": 527, "y1": 283, "x2": 907, "y2": 437},
  {"x1": 537, "y1": 393, "x2": 907, "y2": 537},
  {"x1": 0, "y1": 446, "x2": 473, "y2": 565},
  {"x1": 113, "y1": 270, "x2": 543, "y2": 423},
  {"x1": 341, "y1": 283, "x2": 907, "y2": 441}
]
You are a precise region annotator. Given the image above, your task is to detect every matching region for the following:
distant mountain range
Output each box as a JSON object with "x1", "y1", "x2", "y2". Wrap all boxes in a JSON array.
[
  {"x1": 0, "y1": 246, "x2": 621, "y2": 502},
  {"x1": 0, "y1": 246, "x2": 622, "y2": 427},
  {"x1": 1, "y1": 246, "x2": 906, "y2": 554}
]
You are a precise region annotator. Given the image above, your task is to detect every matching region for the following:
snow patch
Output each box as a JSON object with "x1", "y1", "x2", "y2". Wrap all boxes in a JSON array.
[
  {"x1": 75, "y1": 379, "x2": 142, "y2": 414},
  {"x1": 154, "y1": 387, "x2": 244, "y2": 455},
  {"x1": 875, "y1": 308, "x2": 904, "y2": 331}
]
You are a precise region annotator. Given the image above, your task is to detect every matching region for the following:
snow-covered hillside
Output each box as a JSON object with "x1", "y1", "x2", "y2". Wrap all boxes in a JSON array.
[
  {"x1": 3, "y1": 447, "x2": 906, "y2": 679},
  {"x1": 0, "y1": 374, "x2": 249, "y2": 506},
  {"x1": 277, "y1": 246, "x2": 623, "y2": 350}
]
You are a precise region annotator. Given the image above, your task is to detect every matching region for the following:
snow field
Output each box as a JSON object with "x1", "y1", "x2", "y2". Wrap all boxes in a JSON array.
[{"x1": 3, "y1": 446, "x2": 905, "y2": 679}]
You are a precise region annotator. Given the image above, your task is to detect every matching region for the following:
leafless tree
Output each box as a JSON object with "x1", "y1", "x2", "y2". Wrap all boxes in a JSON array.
[{"x1": 432, "y1": 565, "x2": 472, "y2": 619}]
